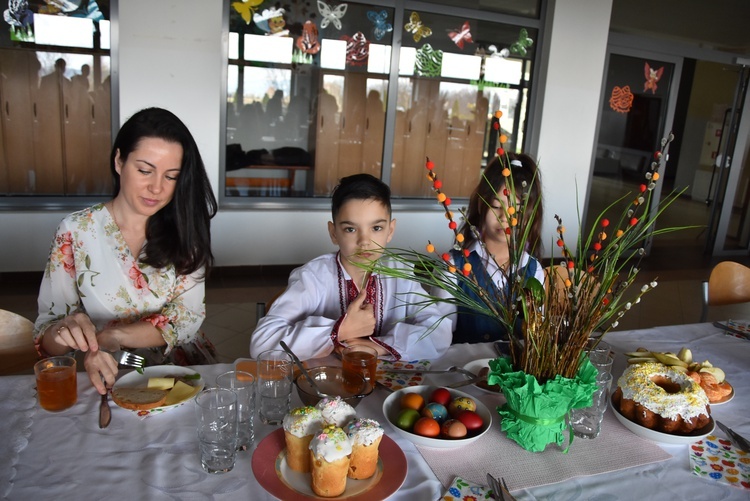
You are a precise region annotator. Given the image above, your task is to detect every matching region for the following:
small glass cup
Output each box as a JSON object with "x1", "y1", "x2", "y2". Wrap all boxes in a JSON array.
[
  {"x1": 589, "y1": 351, "x2": 614, "y2": 374},
  {"x1": 586, "y1": 337, "x2": 610, "y2": 357},
  {"x1": 568, "y1": 371, "x2": 613, "y2": 439},
  {"x1": 216, "y1": 370, "x2": 255, "y2": 451},
  {"x1": 342, "y1": 345, "x2": 377, "y2": 389},
  {"x1": 256, "y1": 349, "x2": 293, "y2": 425},
  {"x1": 195, "y1": 388, "x2": 239, "y2": 474},
  {"x1": 34, "y1": 356, "x2": 77, "y2": 412}
]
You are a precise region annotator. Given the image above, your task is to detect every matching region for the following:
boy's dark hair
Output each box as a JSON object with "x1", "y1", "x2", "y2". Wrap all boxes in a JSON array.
[{"x1": 331, "y1": 174, "x2": 392, "y2": 221}]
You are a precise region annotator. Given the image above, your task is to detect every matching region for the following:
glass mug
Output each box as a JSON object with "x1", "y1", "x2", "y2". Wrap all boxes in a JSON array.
[
  {"x1": 341, "y1": 345, "x2": 377, "y2": 391},
  {"x1": 35, "y1": 356, "x2": 77, "y2": 412}
]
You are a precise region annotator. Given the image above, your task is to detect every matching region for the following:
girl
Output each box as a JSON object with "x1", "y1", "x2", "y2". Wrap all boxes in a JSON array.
[{"x1": 450, "y1": 153, "x2": 545, "y2": 345}]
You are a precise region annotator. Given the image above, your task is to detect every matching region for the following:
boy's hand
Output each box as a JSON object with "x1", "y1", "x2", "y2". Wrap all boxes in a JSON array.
[{"x1": 339, "y1": 289, "x2": 375, "y2": 341}]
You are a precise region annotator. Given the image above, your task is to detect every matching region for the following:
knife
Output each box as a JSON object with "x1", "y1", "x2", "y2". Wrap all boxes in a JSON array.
[
  {"x1": 99, "y1": 388, "x2": 111, "y2": 429},
  {"x1": 715, "y1": 420, "x2": 750, "y2": 452}
]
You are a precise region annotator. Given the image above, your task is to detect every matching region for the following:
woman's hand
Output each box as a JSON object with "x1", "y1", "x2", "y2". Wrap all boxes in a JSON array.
[
  {"x1": 83, "y1": 350, "x2": 119, "y2": 395},
  {"x1": 45, "y1": 312, "x2": 98, "y2": 354}
]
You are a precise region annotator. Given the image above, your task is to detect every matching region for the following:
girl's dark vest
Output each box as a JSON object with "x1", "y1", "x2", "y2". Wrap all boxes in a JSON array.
[{"x1": 450, "y1": 249, "x2": 538, "y2": 345}]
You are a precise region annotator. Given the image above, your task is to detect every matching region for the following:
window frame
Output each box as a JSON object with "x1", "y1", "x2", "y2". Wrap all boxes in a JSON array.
[{"x1": 219, "y1": 0, "x2": 545, "y2": 210}]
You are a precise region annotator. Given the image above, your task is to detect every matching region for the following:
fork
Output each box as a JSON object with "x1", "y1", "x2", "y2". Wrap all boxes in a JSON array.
[
  {"x1": 109, "y1": 349, "x2": 145, "y2": 369},
  {"x1": 486, "y1": 473, "x2": 517, "y2": 501}
]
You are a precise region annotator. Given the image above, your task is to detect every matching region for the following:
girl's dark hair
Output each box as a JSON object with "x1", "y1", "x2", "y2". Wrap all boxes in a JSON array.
[
  {"x1": 459, "y1": 153, "x2": 544, "y2": 259},
  {"x1": 331, "y1": 173, "x2": 392, "y2": 221},
  {"x1": 111, "y1": 107, "x2": 217, "y2": 276}
]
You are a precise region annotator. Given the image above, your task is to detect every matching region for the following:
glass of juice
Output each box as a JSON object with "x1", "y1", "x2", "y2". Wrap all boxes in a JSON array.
[
  {"x1": 342, "y1": 345, "x2": 377, "y2": 388},
  {"x1": 34, "y1": 356, "x2": 77, "y2": 411}
]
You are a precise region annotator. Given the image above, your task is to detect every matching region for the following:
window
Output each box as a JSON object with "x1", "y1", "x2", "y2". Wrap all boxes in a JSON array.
[
  {"x1": 0, "y1": 3, "x2": 112, "y2": 197},
  {"x1": 224, "y1": 0, "x2": 538, "y2": 200}
]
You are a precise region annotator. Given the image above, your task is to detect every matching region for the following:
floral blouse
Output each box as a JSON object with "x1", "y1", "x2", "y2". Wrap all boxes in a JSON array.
[{"x1": 34, "y1": 204, "x2": 210, "y2": 364}]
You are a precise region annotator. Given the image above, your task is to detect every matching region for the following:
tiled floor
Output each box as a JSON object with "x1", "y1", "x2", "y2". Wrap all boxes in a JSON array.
[{"x1": 4, "y1": 242, "x2": 750, "y2": 372}]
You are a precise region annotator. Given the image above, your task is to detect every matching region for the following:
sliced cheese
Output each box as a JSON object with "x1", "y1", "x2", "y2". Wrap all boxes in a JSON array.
[
  {"x1": 164, "y1": 380, "x2": 200, "y2": 406},
  {"x1": 147, "y1": 377, "x2": 175, "y2": 390}
]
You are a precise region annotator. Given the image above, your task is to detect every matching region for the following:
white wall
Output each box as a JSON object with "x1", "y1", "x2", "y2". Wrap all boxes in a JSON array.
[{"x1": 0, "y1": 0, "x2": 612, "y2": 272}]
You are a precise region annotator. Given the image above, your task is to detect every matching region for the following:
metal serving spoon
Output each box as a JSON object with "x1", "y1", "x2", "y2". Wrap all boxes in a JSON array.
[{"x1": 279, "y1": 341, "x2": 326, "y2": 399}]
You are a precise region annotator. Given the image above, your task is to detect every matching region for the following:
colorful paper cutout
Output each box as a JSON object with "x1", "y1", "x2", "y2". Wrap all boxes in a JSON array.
[
  {"x1": 253, "y1": 7, "x2": 289, "y2": 36},
  {"x1": 296, "y1": 20, "x2": 321, "y2": 54},
  {"x1": 404, "y1": 11, "x2": 432, "y2": 43},
  {"x1": 343, "y1": 31, "x2": 369, "y2": 66},
  {"x1": 415, "y1": 44, "x2": 443, "y2": 77},
  {"x1": 487, "y1": 44, "x2": 510, "y2": 58},
  {"x1": 644, "y1": 62, "x2": 664, "y2": 94},
  {"x1": 367, "y1": 10, "x2": 393, "y2": 41},
  {"x1": 232, "y1": 0, "x2": 264, "y2": 24},
  {"x1": 510, "y1": 28, "x2": 533, "y2": 56},
  {"x1": 4, "y1": 0, "x2": 34, "y2": 41},
  {"x1": 609, "y1": 85, "x2": 634, "y2": 113},
  {"x1": 448, "y1": 20, "x2": 473, "y2": 49},
  {"x1": 317, "y1": 0, "x2": 348, "y2": 30}
]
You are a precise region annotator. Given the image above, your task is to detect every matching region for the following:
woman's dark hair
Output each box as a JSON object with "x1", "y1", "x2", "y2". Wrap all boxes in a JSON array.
[
  {"x1": 331, "y1": 173, "x2": 392, "y2": 221},
  {"x1": 459, "y1": 153, "x2": 544, "y2": 259},
  {"x1": 111, "y1": 107, "x2": 217, "y2": 276}
]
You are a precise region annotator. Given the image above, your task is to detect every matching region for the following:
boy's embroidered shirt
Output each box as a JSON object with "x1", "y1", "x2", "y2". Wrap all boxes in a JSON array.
[{"x1": 250, "y1": 252, "x2": 452, "y2": 361}]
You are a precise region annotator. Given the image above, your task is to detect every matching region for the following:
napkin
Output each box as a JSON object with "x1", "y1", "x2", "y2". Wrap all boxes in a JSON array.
[
  {"x1": 713, "y1": 320, "x2": 750, "y2": 341},
  {"x1": 376, "y1": 359, "x2": 431, "y2": 391},
  {"x1": 689, "y1": 434, "x2": 750, "y2": 490},
  {"x1": 440, "y1": 476, "x2": 492, "y2": 501}
]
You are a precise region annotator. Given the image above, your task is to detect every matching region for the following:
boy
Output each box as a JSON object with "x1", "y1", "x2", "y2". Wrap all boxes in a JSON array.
[{"x1": 250, "y1": 174, "x2": 452, "y2": 360}]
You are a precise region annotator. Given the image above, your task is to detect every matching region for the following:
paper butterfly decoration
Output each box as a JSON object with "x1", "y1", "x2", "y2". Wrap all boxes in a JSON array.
[
  {"x1": 367, "y1": 10, "x2": 393, "y2": 41},
  {"x1": 343, "y1": 32, "x2": 370, "y2": 66},
  {"x1": 415, "y1": 44, "x2": 443, "y2": 77},
  {"x1": 609, "y1": 85, "x2": 634, "y2": 113},
  {"x1": 318, "y1": 0, "x2": 348, "y2": 30},
  {"x1": 643, "y1": 62, "x2": 664, "y2": 94},
  {"x1": 510, "y1": 28, "x2": 533, "y2": 56},
  {"x1": 232, "y1": 0, "x2": 264, "y2": 25},
  {"x1": 404, "y1": 11, "x2": 432, "y2": 43},
  {"x1": 487, "y1": 44, "x2": 510, "y2": 58},
  {"x1": 296, "y1": 20, "x2": 321, "y2": 55},
  {"x1": 448, "y1": 20, "x2": 473, "y2": 49}
]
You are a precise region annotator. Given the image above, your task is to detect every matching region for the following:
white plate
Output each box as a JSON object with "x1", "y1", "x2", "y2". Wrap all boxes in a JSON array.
[
  {"x1": 112, "y1": 366, "x2": 204, "y2": 416},
  {"x1": 609, "y1": 397, "x2": 715, "y2": 445},
  {"x1": 382, "y1": 385, "x2": 492, "y2": 449},
  {"x1": 462, "y1": 358, "x2": 502, "y2": 394}
]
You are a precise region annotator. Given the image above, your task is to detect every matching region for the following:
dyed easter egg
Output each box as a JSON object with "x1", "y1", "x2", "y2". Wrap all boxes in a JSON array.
[
  {"x1": 429, "y1": 387, "x2": 451, "y2": 407},
  {"x1": 448, "y1": 397, "x2": 476, "y2": 417},
  {"x1": 395, "y1": 408, "x2": 421, "y2": 431},
  {"x1": 440, "y1": 419, "x2": 468, "y2": 439},
  {"x1": 421, "y1": 402, "x2": 448, "y2": 423},
  {"x1": 456, "y1": 410, "x2": 484, "y2": 434},
  {"x1": 413, "y1": 417, "x2": 440, "y2": 437},
  {"x1": 400, "y1": 392, "x2": 425, "y2": 411}
]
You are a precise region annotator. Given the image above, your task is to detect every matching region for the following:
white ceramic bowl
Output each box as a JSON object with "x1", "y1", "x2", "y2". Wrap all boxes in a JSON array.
[{"x1": 382, "y1": 385, "x2": 493, "y2": 449}]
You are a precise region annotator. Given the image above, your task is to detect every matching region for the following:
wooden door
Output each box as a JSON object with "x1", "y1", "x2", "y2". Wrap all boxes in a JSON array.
[
  {"x1": 393, "y1": 78, "x2": 431, "y2": 196},
  {"x1": 314, "y1": 85, "x2": 341, "y2": 195},
  {"x1": 62, "y1": 76, "x2": 95, "y2": 194},
  {"x1": 33, "y1": 60, "x2": 66, "y2": 194},
  {"x1": 337, "y1": 73, "x2": 366, "y2": 180},
  {"x1": 362, "y1": 83, "x2": 386, "y2": 179}
]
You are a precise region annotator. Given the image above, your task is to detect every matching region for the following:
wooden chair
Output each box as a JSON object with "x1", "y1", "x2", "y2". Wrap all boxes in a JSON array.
[
  {"x1": 0, "y1": 309, "x2": 38, "y2": 375},
  {"x1": 700, "y1": 261, "x2": 750, "y2": 322},
  {"x1": 255, "y1": 289, "x2": 286, "y2": 325}
]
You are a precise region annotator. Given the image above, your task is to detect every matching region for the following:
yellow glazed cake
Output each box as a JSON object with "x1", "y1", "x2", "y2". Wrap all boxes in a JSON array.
[
  {"x1": 282, "y1": 406, "x2": 324, "y2": 472},
  {"x1": 612, "y1": 362, "x2": 710, "y2": 433},
  {"x1": 345, "y1": 417, "x2": 384, "y2": 480},
  {"x1": 309, "y1": 424, "x2": 352, "y2": 497}
]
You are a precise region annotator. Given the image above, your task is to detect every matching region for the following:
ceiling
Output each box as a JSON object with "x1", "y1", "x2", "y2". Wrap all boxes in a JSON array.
[{"x1": 610, "y1": 0, "x2": 750, "y2": 57}]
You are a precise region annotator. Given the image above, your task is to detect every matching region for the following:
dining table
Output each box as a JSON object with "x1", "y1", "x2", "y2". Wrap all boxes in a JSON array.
[{"x1": 2, "y1": 322, "x2": 748, "y2": 500}]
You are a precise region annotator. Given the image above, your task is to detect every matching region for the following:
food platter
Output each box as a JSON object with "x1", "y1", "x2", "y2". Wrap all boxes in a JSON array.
[
  {"x1": 253, "y1": 428, "x2": 407, "y2": 500},
  {"x1": 609, "y1": 397, "x2": 715, "y2": 445},
  {"x1": 708, "y1": 380, "x2": 734, "y2": 405},
  {"x1": 112, "y1": 366, "x2": 204, "y2": 416},
  {"x1": 462, "y1": 358, "x2": 502, "y2": 394}
]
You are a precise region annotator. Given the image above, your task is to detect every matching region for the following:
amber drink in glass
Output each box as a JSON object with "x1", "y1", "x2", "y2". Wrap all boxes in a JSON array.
[{"x1": 35, "y1": 356, "x2": 77, "y2": 411}]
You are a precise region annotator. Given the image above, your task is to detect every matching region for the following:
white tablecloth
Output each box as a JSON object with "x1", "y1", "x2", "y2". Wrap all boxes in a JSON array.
[{"x1": 3, "y1": 323, "x2": 749, "y2": 500}]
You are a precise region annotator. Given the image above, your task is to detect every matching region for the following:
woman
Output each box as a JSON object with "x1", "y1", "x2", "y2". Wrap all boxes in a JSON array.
[{"x1": 34, "y1": 107, "x2": 218, "y2": 394}]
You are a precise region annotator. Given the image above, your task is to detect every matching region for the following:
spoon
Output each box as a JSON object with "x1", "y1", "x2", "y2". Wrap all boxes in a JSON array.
[{"x1": 279, "y1": 341, "x2": 327, "y2": 399}]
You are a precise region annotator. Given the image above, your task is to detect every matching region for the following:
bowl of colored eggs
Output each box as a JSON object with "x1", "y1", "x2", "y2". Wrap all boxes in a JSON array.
[{"x1": 381, "y1": 385, "x2": 492, "y2": 449}]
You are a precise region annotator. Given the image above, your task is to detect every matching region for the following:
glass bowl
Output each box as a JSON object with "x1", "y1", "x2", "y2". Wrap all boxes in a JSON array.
[{"x1": 294, "y1": 366, "x2": 373, "y2": 408}]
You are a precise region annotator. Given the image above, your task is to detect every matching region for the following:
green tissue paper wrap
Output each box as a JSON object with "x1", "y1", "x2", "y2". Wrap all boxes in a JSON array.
[{"x1": 487, "y1": 356, "x2": 598, "y2": 452}]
